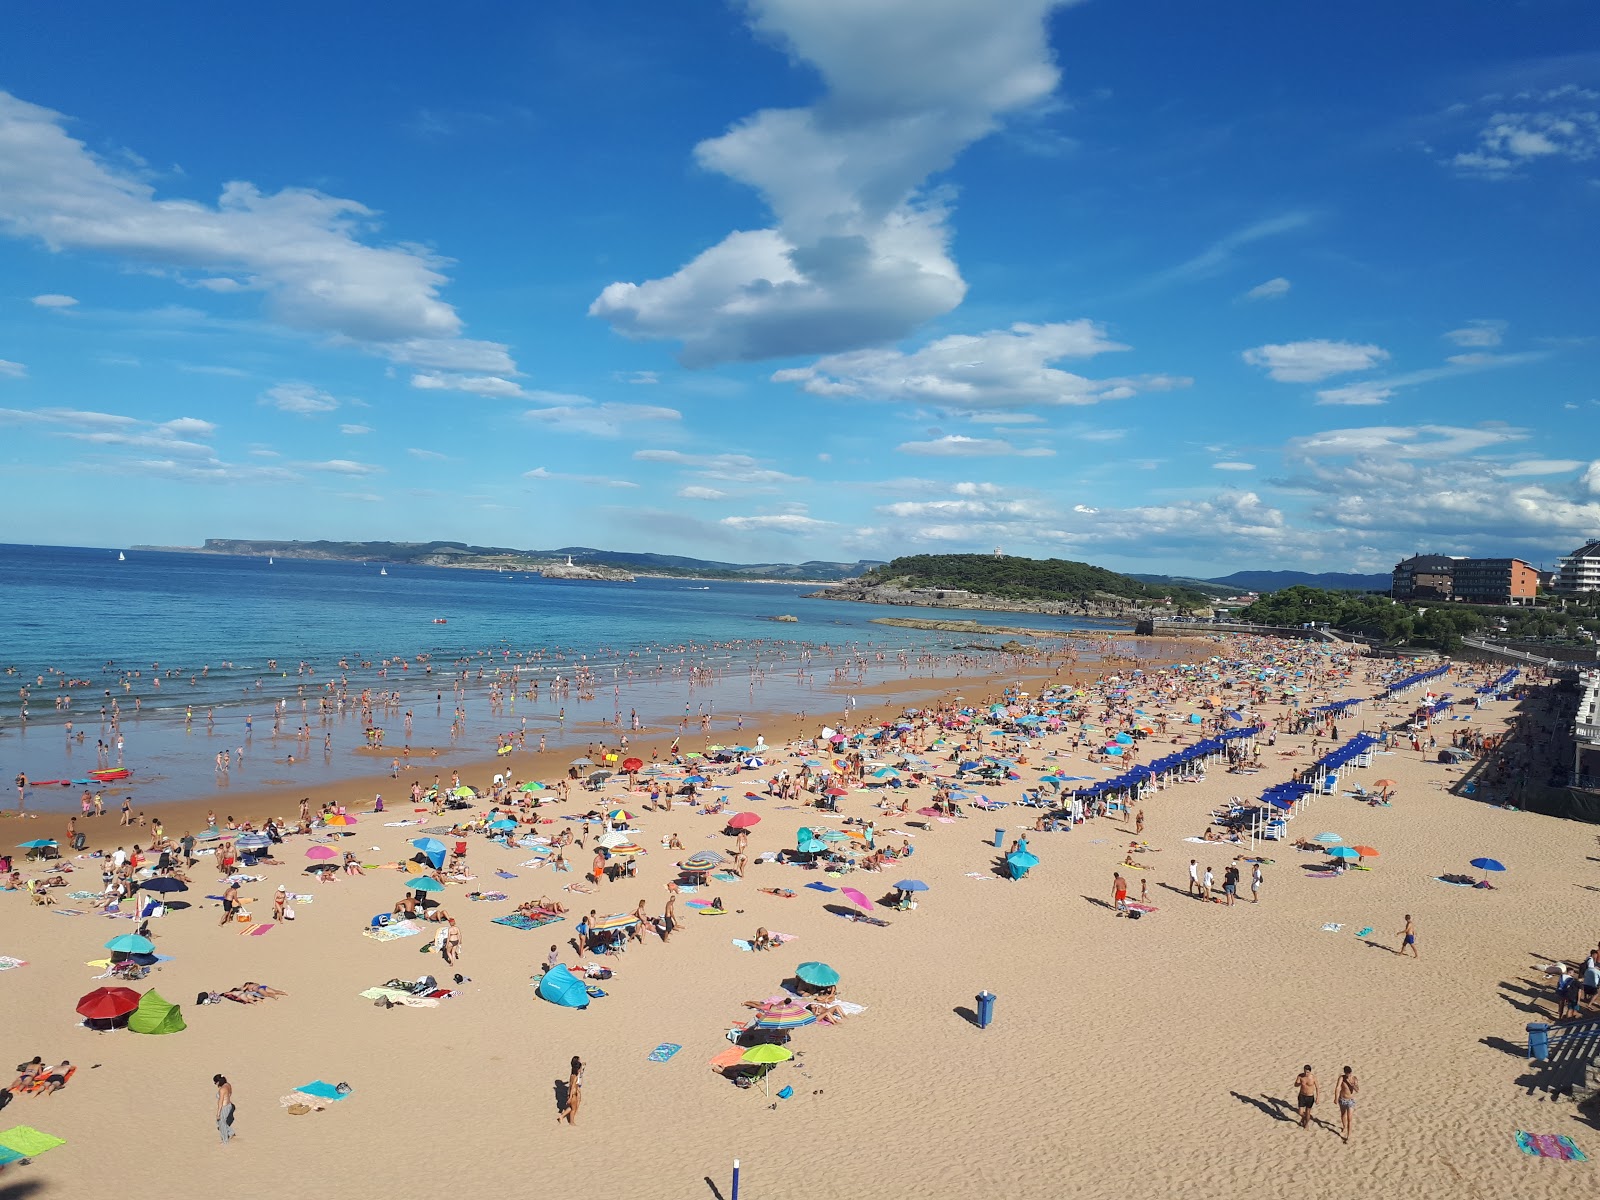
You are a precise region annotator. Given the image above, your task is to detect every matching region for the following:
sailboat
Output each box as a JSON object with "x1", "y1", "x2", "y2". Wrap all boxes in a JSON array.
[
  {"x1": 269, "y1": 556, "x2": 274, "y2": 565},
  {"x1": 118, "y1": 551, "x2": 126, "y2": 562},
  {"x1": 380, "y1": 566, "x2": 388, "y2": 576}
]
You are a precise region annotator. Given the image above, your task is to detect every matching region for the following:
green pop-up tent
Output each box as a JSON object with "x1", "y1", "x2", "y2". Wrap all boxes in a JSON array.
[{"x1": 128, "y1": 989, "x2": 186, "y2": 1035}]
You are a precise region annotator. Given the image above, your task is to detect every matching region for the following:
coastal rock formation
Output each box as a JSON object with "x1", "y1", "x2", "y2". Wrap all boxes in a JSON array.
[
  {"x1": 767, "y1": 614, "x2": 799, "y2": 622},
  {"x1": 813, "y1": 583, "x2": 1191, "y2": 621},
  {"x1": 538, "y1": 562, "x2": 636, "y2": 582}
]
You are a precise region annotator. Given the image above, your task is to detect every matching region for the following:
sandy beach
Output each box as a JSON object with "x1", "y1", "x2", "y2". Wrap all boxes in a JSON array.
[{"x1": 3, "y1": 638, "x2": 1595, "y2": 1200}]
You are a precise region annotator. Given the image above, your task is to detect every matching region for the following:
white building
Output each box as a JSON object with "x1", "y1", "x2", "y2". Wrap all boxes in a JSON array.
[{"x1": 1557, "y1": 540, "x2": 1600, "y2": 592}]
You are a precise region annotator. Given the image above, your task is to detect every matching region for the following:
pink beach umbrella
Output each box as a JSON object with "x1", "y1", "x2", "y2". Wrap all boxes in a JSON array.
[
  {"x1": 841, "y1": 886, "x2": 873, "y2": 910},
  {"x1": 305, "y1": 845, "x2": 338, "y2": 860}
]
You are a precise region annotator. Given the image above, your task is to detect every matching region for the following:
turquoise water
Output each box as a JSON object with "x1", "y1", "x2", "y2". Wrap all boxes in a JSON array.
[{"x1": 0, "y1": 544, "x2": 1128, "y2": 809}]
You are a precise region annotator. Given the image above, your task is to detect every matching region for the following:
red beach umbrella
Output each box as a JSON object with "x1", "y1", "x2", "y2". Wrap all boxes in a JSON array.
[
  {"x1": 621, "y1": 757, "x2": 644, "y2": 773},
  {"x1": 728, "y1": 812, "x2": 761, "y2": 830},
  {"x1": 76, "y1": 986, "x2": 141, "y2": 1020}
]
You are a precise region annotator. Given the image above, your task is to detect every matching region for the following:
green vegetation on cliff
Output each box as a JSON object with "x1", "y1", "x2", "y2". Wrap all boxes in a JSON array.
[
  {"x1": 857, "y1": 554, "x2": 1212, "y2": 608},
  {"x1": 1240, "y1": 586, "x2": 1600, "y2": 651}
]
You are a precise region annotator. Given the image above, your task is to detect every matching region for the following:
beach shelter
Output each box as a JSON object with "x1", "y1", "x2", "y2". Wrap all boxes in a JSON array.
[
  {"x1": 76, "y1": 986, "x2": 141, "y2": 1021},
  {"x1": 741, "y1": 1044, "x2": 793, "y2": 1098},
  {"x1": 1006, "y1": 850, "x2": 1039, "y2": 880},
  {"x1": 411, "y1": 837, "x2": 446, "y2": 869},
  {"x1": 795, "y1": 961, "x2": 840, "y2": 989},
  {"x1": 537, "y1": 964, "x2": 589, "y2": 1009},
  {"x1": 127, "y1": 989, "x2": 186, "y2": 1035}
]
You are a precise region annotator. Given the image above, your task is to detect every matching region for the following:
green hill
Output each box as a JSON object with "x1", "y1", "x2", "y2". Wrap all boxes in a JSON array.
[{"x1": 859, "y1": 554, "x2": 1212, "y2": 608}]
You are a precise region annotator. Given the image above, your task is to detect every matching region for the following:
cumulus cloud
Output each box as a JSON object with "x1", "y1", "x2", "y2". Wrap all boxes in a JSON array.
[
  {"x1": 896, "y1": 434, "x2": 1054, "y2": 457},
  {"x1": 720, "y1": 513, "x2": 832, "y2": 533},
  {"x1": 1445, "y1": 319, "x2": 1506, "y2": 348},
  {"x1": 1243, "y1": 277, "x2": 1290, "y2": 301},
  {"x1": 524, "y1": 403, "x2": 681, "y2": 438},
  {"x1": 590, "y1": 0, "x2": 1069, "y2": 365},
  {"x1": 410, "y1": 372, "x2": 525, "y2": 398},
  {"x1": 678, "y1": 485, "x2": 729, "y2": 500},
  {"x1": 769, "y1": 320, "x2": 1187, "y2": 410},
  {"x1": 1242, "y1": 339, "x2": 1389, "y2": 383},
  {"x1": 1449, "y1": 88, "x2": 1600, "y2": 178},
  {"x1": 30, "y1": 293, "x2": 76, "y2": 308},
  {"x1": 260, "y1": 382, "x2": 339, "y2": 415},
  {"x1": 0, "y1": 90, "x2": 513, "y2": 374}
]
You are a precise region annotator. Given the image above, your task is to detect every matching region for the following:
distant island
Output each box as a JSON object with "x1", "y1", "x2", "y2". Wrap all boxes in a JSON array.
[
  {"x1": 809, "y1": 553, "x2": 1214, "y2": 620},
  {"x1": 132, "y1": 538, "x2": 883, "y2": 582}
]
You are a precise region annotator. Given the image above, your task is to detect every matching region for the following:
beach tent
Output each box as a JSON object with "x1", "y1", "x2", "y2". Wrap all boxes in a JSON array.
[
  {"x1": 127, "y1": 989, "x2": 186, "y2": 1035},
  {"x1": 537, "y1": 964, "x2": 589, "y2": 1009}
]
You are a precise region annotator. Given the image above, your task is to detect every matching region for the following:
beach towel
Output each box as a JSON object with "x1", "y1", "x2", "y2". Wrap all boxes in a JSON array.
[
  {"x1": 564, "y1": 882, "x2": 593, "y2": 894},
  {"x1": 713, "y1": 872, "x2": 740, "y2": 882},
  {"x1": 647, "y1": 1043, "x2": 682, "y2": 1063},
  {"x1": 1516, "y1": 1132, "x2": 1587, "y2": 1161},
  {"x1": 358, "y1": 986, "x2": 439, "y2": 1009},
  {"x1": 1355, "y1": 926, "x2": 1373, "y2": 937},
  {"x1": 490, "y1": 913, "x2": 565, "y2": 931},
  {"x1": 469, "y1": 891, "x2": 509, "y2": 901},
  {"x1": 0, "y1": 1126, "x2": 66, "y2": 1158},
  {"x1": 732, "y1": 939, "x2": 754, "y2": 952},
  {"x1": 294, "y1": 1080, "x2": 349, "y2": 1101},
  {"x1": 67, "y1": 890, "x2": 100, "y2": 900},
  {"x1": 51, "y1": 908, "x2": 86, "y2": 917},
  {"x1": 685, "y1": 900, "x2": 716, "y2": 909},
  {"x1": 1320, "y1": 923, "x2": 1344, "y2": 933},
  {"x1": 362, "y1": 919, "x2": 424, "y2": 942},
  {"x1": 495, "y1": 870, "x2": 518, "y2": 879},
  {"x1": 769, "y1": 932, "x2": 798, "y2": 943},
  {"x1": 804, "y1": 882, "x2": 836, "y2": 893},
  {"x1": 1124, "y1": 903, "x2": 1158, "y2": 914},
  {"x1": 242, "y1": 922, "x2": 274, "y2": 936},
  {"x1": 1433, "y1": 876, "x2": 1476, "y2": 887},
  {"x1": 0, "y1": 956, "x2": 26, "y2": 970}
]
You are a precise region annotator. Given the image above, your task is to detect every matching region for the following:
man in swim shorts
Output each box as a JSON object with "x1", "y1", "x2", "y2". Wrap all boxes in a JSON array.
[
  {"x1": 1335, "y1": 1066, "x2": 1359, "y2": 1143},
  {"x1": 1396, "y1": 914, "x2": 1417, "y2": 958},
  {"x1": 1294, "y1": 1064, "x2": 1318, "y2": 1128}
]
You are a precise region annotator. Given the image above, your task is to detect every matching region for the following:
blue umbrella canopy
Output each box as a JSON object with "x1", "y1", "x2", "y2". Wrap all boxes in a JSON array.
[
  {"x1": 408, "y1": 876, "x2": 445, "y2": 893},
  {"x1": 795, "y1": 961, "x2": 840, "y2": 987},
  {"x1": 140, "y1": 877, "x2": 188, "y2": 893},
  {"x1": 1469, "y1": 857, "x2": 1507, "y2": 872},
  {"x1": 796, "y1": 838, "x2": 827, "y2": 854},
  {"x1": 105, "y1": 934, "x2": 155, "y2": 954},
  {"x1": 894, "y1": 879, "x2": 929, "y2": 892},
  {"x1": 17, "y1": 839, "x2": 57, "y2": 849},
  {"x1": 1313, "y1": 832, "x2": 1343, "y2": 844},
  {"x1": 411, "y1": 837, "x2": 445, "y2": 853},
  {"x1": 233, "y1": 832, "x2": 270, "y2": 849},
  {"x1": 1326, "y1": 846, "x2": 1360, "y2": 860},
  {"x1": 1006, "y1": 850, "x2": 1040, "y2": 870},
  {"x1": 487, "y1": 818, "x2": 518, "y2": 831}
]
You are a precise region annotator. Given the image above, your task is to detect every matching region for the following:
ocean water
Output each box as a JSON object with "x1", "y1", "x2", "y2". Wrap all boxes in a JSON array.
[{"x1": 0, "y1": 544, "x2": 1130, "y2": 810}]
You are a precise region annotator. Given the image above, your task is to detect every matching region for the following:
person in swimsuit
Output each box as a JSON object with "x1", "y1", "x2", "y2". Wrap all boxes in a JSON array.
[
  {"x1": 1335, "y1": 1066, "x2": 1359, "y2": 1143},
  {"x1": 1396, "y1": 914, "x2": 1418, "y2": 958},
  {"x1": 1111, "y1": 872, "x2": 1128, "y2": 915},
  {"x1": 1294, "y1": 1064, "x2": 1318, "y2": 1128},
  {"x1": 558, "y1": 1055, "x2": 584, "y2": 1125}
]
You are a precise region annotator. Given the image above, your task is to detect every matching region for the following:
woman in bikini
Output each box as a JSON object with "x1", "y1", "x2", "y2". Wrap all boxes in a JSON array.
[{"x1": 558, "y1": 1055, "x2": 584, "y2": 1125}]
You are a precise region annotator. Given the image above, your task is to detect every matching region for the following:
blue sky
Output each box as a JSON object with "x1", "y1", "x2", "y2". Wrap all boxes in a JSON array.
[{"x1": 1, "y1": 0, "x2": 1596, "y2": 577}]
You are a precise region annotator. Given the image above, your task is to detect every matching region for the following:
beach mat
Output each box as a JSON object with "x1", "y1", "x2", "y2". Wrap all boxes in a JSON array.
[
  {"x1": 0, "y1": 956, "x2": 27, "y2": 970},
  {"x1": 647, "y1": 1042, "x2": 682, "y2": 1063},
  {"x1": 362, "y1": 919, "x2": 424, "y2": 942},
  {"x1": 491, "y1": 913, "x2": 564, "y2": 931},
  {"x1": 294, "y1": 1080, "x2": 348, "y2": 1101},
  {"x1": 0, "y1": 1126, "x2": 67, "y2": 1157},
  {"x1": 804, "y1": 882, "x2": 836, "y2": 893},
  {"x1": 1516, "y1": 1132, "x2": 1587, "y2": 1161}
]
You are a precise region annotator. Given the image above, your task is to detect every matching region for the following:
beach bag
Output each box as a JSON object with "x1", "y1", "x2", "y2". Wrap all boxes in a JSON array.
[{"x1": 283, "y1": 906, "x2": 295, "y2": 921}]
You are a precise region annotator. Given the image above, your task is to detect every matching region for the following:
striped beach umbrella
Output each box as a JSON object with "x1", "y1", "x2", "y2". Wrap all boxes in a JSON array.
[
  {"x1": 607, "y1": 842, "x2": 645, "y2": 856},
  {"x1": 589, "y1": 913, "x2": 639, "y2": 931},
  {"x1": 1313, "y1": 832, "x2": 1343, "y2": 845},
  {"x1": 751, "y1": 1001, "x2": 816, "y2": 1031},
  {"x1": 682, "y1": 850, "x2": 726, "y2": 870}
]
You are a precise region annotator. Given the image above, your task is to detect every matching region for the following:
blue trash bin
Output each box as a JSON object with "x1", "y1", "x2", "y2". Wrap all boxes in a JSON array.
[
  {"x1": 976, "y1": 990, "x2": 995, "y2": 1029},
  {"x1": 993, "y1": 828, "x2": 1005, "y2": 848},
  {"x1": 1527, "y1": 1021, "x2": 1550, "y2": 1062}
]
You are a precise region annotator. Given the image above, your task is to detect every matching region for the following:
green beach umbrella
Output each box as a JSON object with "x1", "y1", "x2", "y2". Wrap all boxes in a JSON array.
[
  {"x1": 741, "y1": 1043, "x2": 793, "y2": 1097},
  {"x1": 795, "y1": 961, "x2": 839, "y2": 988},
  {"x1": 409, "y1": 877, "x2": 445, "y2": 893}
]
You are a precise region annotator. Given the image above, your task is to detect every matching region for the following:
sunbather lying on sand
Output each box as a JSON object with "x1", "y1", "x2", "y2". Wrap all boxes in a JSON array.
[
  {"x1": 241, "y1": 982, "x2": 287, "y2": 999},
  {"x1": 758, "y1": 888, "x2": 796, "y2": 898}
]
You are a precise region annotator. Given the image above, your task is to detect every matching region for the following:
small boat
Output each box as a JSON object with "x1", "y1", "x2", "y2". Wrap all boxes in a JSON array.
[
  {"x1": 269, "y1": 556, "x2": 274, "y2": 565},
  {"x1": 380, "y1": 566, "x2": 388, "y2": 576},
  {"x1": 118, "y1": 550, "x2": 126, "y2": 562},
  {"x1": 89, "y1": 767, "x2": 132, "y2": 781},
  {"x1": 432, "y1": 618, "x2": 447, "y2": 624}
]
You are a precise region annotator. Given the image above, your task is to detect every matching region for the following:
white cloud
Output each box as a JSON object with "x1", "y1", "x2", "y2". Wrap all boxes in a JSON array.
[
  {"x1": 720, "y1": 513, "x2": 832, "y2": 533},
  {"x1": 30, "y1": 293, "x2": 76, "y2": 308},
  {"x1": 524, "y1": 402, "x2": 681, "y2": 438},
  {"x1": 0, "y1": 90, "x2": 512, "y2": 371},
  {"x1": 1495, "y1": 458, "x2": 1584, "y2": 476},
  {"x1": 302, "y1": 459, "x2": 383, "y2": 477},
  {"x1": 590, "y1": 0, "x2": 1069, "y2": 365},
  {"x1": 339, "y1": 423, "x2": 373, "y2": 435},
  {"x1": 634, "y1": 448, "x2": 804, "y2": 486},
  {"x1": 678, "y1": 485, "x2": 729, "y2": 500},
  {"x1": 771, "y1": 320, "x2": 1179, "y2": 410},
  {"x1": 1450, "y1": 90, "x2": 1600, "y2": 178},
  {"x1": 1315, "y1": 383, "x2": 1393, "y2": 406},
  {"x1": 410, "y1": 372, "x2": 525, "y2": 398},
  {"x1": 895, "y1": 434, "x2": 1054, "y2": 457},
  {"x1": 1444, "y1": 319, "x2": 1506, "y2": 347},
  {"x1": 1287, "y1": 423, "x2": 1525, "y2": 459},
  {"x1": 1583, "y1": 461, "x2": 1600, "y2": 496},
  {"x1": 1213, "y1": 461, "x2": 1255, "y2": 471},
  {"x1": 260, "y1": 382, "x2": 339, "y2": 415},
  {"x1": 407, "y1": 447, "x2": 449, "y2": 461},
  {"x1": 1243, "y1": 339, "x2": 1389, "y2": 383},
  {"x1": 1072, "y1": 503, "x2": 1098, "y2": 514},
  {"x1": 1243, "y1": 277, "x2": 1290, "y2": 301},
  {"x1": 0, "y1": 359, "x2": 25, "y2": 378},
  {"x1": 160, "y1": 417, "x2": 217, "y2": 438},
  {"x1": 523, "y1": 466, "x2": 640, "y2": 489},
  {"x1": 616, "y1": 370, "x2": 659, "y2": 385}
]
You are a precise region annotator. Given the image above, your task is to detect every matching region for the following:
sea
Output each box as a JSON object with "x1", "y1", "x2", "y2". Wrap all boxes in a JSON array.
[{"x1": 0, "y1": 544, "x2": 1138, "y2": 811}]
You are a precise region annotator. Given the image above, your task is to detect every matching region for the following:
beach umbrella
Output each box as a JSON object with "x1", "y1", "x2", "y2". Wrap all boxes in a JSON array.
[
  {"x1": 76, "y1": 986, "x2": 142, "y2": 1021},
  {"x1": 518, "y1": 781, "x2": 546, "y2": 792},
  {"x1": 569, "y1": 757, "x2": 594, "y2": 767},
  {"x1": 487, "y1": 818, "x2": 518, "y2": 832},
  {"x1": 1006, "y1": 850, "x2": 1039, "y2": 876},
  {"x1": 1352, "y1": 845, "x2": 1380, "y2": 858},
  {"x1": 17, "y1": 839, "x2": 57, "y2": 849},
  {"x1": 795, "y1": 961, "x2": 840, "y2": 988},
  {"x1": 589, "y1": 913, "x2": 639, "y2": 931},
  {"x1": 411, "y1": 837, "x2": 446, "y2": 869},
  {"x1": 1373, "y1": 779, "x2": 1397, "y2": 789},
  {"x1": 409, "y1": 877, "x2": 445, "y2": 893},
  {"x1": 1313, "y1": 832, "x2": 1343, "y2": 845},
  {"x1": 139, "y1": 877, "x2": 188, "y2": 894},
  {"x1": 796, "y1": 838, "x2": 827, "y2": 854},
  {"x1": 233, "y1": 832, "x2": 270, "y2": 850},
  {"x1": 825, "y1": 786, "x2": 849, "y2": 797},
  {"x1": 818, "y1": 829, "x2": 849, "y2": 843},
  {"x1": 741, "y1": 1043, "x2": 794, "y2": 1097},
  {"x1": 728, "y1": 812, "x2": 760, "y2": 830},
  {"x1": 751, "y1": 1001, "x2": 816, "y2": 1031},
  {"x1": 621, "y1": 757, "x2": 644, "y2": 773},
  {"x1": 1469, "y1": 857, "x2": 1506, "y2": 874},
  {"x1": 840, "y1": 886, "x2": 873, "y2": 910},
  {"x1": 682, "y1": 850, "x2": 726, "y2": 870},
  {"x1": 895, "y1": 879, "x2": 929, "y2": 892},
  {"x1": 606, "y1": 808, "x2": 637, "y2": 822},
  {"x1": 684, "y1": 775, "x2": 708, "y2": 785},
  {"x1": 608, "y1": 842, "x2": 644, "y2": 856},
  {"x1": 597, "y1": 831, "x2": 630, "y2": 849},
  {"x1": 324, "y1": 813, "x2": 357, "y2": 826},
  {"x1": 588, "y1": 770, "x2": 615, "y2": 783},
  {"x1": 305, "y1": 845, "x2": 339, "y2": 860},
  {"x1": 1326, "y1": 846, "x2": 1360, "y2": 860},
  {"x1": 105, "y1": 934, "x2": 155, "y2": 955}
]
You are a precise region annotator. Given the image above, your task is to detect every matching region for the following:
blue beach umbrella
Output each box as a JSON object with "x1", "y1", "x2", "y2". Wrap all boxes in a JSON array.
[
  {"x1": 17, "y1": 839, "x2": 57, "y2": 849},
  {"x1": 894, "y1": 879, "x2": 929, "y2": 892},
  {"x1": 1326, "y1": 846, "x2": 1360, "y2": 860},
  {"x1": 487, "y1": 818, "x2": 518, "y2": 832},
  {"x1": 795, "y1": 961, "x2": 840, "y2": 988},
  {"x1": 1313, "y1": 832, "x2": 1343, "y2": 845},
  {"x1": 105, "y1": 934, "x2": 155, "y2": 954},
  {"x1": 1469, "y1": 857, "x2": 1506, "y2": 873},
  {"x1": 1006, "y1": 849, "x2": 1039, "y2": 871},
  {"x1": 408, "y1": 877, "x2": 445, "y2": 893}
]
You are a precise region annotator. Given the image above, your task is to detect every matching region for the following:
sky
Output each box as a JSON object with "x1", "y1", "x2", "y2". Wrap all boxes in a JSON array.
[{"x1": 1, "y1": 0, "x2": 1597, "y2": 578}]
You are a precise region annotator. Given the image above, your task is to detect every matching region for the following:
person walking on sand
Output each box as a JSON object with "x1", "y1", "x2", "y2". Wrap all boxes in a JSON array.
[
  {"x1": 1251, "y1": 861, "x2": 1263, "y2": 903},
  {"x1": 1294, "y1": 1064, "x2": 1318, "y2": 1129},
  {"x1": 1188, "y1": 858, "x2": 1199, "y2": 896},
  {"x1": 214, "y1": 1074, "x2": 236, "y2": 1143},
  {"x1": 1396, "y1": 914, "x2": 1418, "y2": 958},
  {"x1": 1111, "y1": 871, "x2": 1128, "y2": 915},
  {"x1": 1335, "y1": 1066, "x2": 1359, "y2": 1143},
  {"x1": 558, "y1": 1055, "x2": 584, "y2": 1124}
]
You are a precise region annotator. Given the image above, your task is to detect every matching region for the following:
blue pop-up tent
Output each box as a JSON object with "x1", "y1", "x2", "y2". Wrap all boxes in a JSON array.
[{"x1": 538, "y1": 964, "x2": 589, "y2": 1009}]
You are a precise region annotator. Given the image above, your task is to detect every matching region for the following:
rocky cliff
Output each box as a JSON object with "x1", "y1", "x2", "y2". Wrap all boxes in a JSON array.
[{"x1": 809, "y1": 583, "x2": 1195, "y2": 622}]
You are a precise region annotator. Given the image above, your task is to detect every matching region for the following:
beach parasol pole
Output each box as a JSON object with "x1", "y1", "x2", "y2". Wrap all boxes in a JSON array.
[{"x1": 731, "y1": 1158, "x2": 741, "y2": 1200}]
